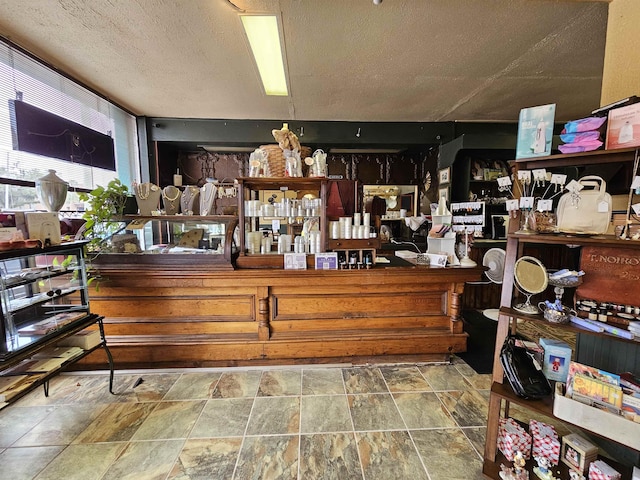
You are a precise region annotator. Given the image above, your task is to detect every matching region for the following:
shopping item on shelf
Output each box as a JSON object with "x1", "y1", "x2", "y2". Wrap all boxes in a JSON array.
[
  {"x1": 497, "y1": 417, "x2": 532, "y2": 461},
  {"x1": 588, "y1": 459, "x2": 621, "y2": 480},
  {"x1": 529, "y1": 419, "x2": 560, "y2": 465}
]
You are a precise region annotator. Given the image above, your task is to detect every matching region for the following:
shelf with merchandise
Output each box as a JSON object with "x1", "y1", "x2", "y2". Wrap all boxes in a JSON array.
[
  {"x1": 482, "y1": 149, "x2": 640, "y2": 480},
  {"x1": 236, "y1": 177, "x2": 328, "y2": 268}
]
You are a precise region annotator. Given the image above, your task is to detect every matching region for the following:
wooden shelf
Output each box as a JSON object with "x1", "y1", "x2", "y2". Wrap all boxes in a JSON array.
[
  {"x1": 483, "y1": 450, "x2": 633, "y2": 480},
  {"x1": 483, "y1": 145, "x2": 640, "y2": 479},
  {"x1": 515, "y1": 147, "x2": 638, "y2": 169},
  {"x1": 499, "y1": 307, "x2": 640, "y2": 345},
  {"x1": 490, "y1": 381, "x2": 554, "y2": 417},
  {"x1": 508, "y1": 232, "x2": 640, "y2": 249}
]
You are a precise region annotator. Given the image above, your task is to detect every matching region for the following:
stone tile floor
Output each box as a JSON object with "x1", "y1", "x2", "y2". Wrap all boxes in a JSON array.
[{"x1": 0, "y1": 357, "x2": 518, "y2": 480}]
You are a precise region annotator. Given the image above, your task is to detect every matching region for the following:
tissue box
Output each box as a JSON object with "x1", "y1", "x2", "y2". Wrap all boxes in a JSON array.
[
  {"x1": 529, "y1": 419, "x2": 560, "y2": 465},
  {"x1": 540, "y1": 337, "x2": 572, "y2": 383},
  {"x1": 561, "y1": 433, "x2": 598, "y2": 474},
  {"x1": 497, "y1": 417, "x2": 531, "y2": 461},
  {"x1": 588, "y1": 460, "x2": 621, "y2": 480}
]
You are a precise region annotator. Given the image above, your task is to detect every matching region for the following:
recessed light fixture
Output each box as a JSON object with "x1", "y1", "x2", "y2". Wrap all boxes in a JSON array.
[{"x1": 240, "y1": 15, "x2": 288, "y2": 96}]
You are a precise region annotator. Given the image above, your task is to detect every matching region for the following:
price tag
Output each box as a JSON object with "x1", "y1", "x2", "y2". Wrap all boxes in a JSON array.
[
  {"x1": 497, "y1": 176, "x2": 512, "y2": 187},
  {"x1": 565, "y1": 179, "x2": 584, "y2": 193},
  {"x1": 551, "y1": 173, "x2": 567, "y2": 185},
  {"x1": 506, "y1": 199, "x2": 520, "y2": 211},
  {"x1": 598, "y1": 201, "x2": 609, "y2": 213},
  {"x1": 517, "y1": 170, "x2": 532, "y2": 182},
  {"x1": 537, "y1": 199, "x2": 553, "y2": 212},
  {"x1": 532, "y1": 169, "x2": 547, "y2": 181},
  {"x1": 519, "y1": 196, "x2": 535, "y2": 209}
]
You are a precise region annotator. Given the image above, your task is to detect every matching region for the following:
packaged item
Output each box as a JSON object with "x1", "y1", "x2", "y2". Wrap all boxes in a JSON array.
[
  {"x1": 561, "y1": 433, "x2": 598, "y2": 474},
  {"x1": 529, "y1": 419, "x2": 560, "y2": 465},
  {"x1": 588, "y1": 459, "x2": 621, "y2": 480},
  {"x1": 497, "y1": 417, "x2": 532, "y2": 461},
  {"x1": 539, "y1": 337, "x2": 572, "y2": 383}
]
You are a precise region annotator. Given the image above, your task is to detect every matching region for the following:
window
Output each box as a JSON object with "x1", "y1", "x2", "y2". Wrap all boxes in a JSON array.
[{"x1": 0, "y1": 39, "x2": 139, "y2": 211}]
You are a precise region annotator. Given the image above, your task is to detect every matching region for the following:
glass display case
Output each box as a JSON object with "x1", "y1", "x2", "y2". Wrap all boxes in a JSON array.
[
  {"x1": 0, "y1": 241, "x2": 92, "y2": 358},
  {"x1": 93, "y1": 215, "x2": 239, "y2": 270},
  {"x1": 237, "y1": 178, "x2": 328, "y2": 266}
]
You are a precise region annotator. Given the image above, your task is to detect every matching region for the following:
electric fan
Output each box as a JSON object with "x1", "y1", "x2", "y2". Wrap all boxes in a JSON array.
[{"x1": 481, "y1": 248, "x2": 506, "y2": 321}]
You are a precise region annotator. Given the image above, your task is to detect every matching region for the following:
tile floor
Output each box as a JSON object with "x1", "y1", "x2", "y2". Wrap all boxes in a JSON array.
[{"x1": 0, "y1": 357, "x2": 498, "y2": 480}]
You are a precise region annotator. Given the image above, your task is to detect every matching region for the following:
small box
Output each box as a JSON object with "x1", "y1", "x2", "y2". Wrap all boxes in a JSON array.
[
  {"x1": 540, "y1": 337, "x2": 572, "y2": 383},
  {"x1": 529, "y1": 419, "x2": 560, "y2": 465},
  {"x1": 497, "y1": 417, "x2": 532, "y2": 461},
  {"x1": 57, "y1": 329, "x2": 101, "y2": 350},
  {"x1": 561, "y1": 433, "x2": 598, "y2": 474},
  {"x1": 588, "y1": 460, "x2": 621, "y2": 480}
]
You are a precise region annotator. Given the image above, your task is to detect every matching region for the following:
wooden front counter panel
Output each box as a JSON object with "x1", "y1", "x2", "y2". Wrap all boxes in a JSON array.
[{"x1": 80, "y1": 259, "x2": 484, "y2": 369}]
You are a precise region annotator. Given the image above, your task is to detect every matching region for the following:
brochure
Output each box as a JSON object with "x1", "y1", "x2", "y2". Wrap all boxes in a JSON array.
[{"x1": 516, "y1": 103, "x2": 556, "y2": 159}]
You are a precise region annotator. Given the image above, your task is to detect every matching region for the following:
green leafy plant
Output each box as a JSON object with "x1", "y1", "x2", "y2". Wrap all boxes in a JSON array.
[{"x1": 78, "y1": 179, "x2": 130, "y2": 252}]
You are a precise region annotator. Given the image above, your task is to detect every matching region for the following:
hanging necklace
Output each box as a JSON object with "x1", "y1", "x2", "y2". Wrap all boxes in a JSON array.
[
  {"x1": 135, "y1": 182, "x2": 159, "y2": 200},
  {"x1": 163, "y1": 186, "x2": 180, "y2": 201},
  {"x1": 200, "y1": 183, "x2": 217, "y2": 215},
  {"x1": 135, "y1": 182, "x2": 150, "y2": 200}
]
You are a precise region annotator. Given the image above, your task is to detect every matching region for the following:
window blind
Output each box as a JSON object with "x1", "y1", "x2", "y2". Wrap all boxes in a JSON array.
[{"x1": 0, "y1": 39, "x2": 139, "y2": 210}]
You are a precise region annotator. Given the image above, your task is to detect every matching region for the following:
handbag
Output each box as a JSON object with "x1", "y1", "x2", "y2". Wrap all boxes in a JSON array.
[
  {"x1": 500, "y1": 335, "x2": 552, "y2": 399},
  {"x1": 556, "y1": 175, "x2": 612, "y2": 235}
]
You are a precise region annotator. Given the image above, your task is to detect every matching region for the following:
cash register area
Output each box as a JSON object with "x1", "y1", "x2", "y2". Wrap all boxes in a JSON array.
[{"x1": 0, "y1": 359, "x2": 578, "y2": 480}]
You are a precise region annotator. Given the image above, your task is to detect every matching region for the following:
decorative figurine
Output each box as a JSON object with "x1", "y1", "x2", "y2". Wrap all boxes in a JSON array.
[
  {"x1": 500, "y1": 451, "x2": 529, "y2": 480},
  {"x1": 533, "y1": 456, "x2": 557, "y2": 480},
  {"x1": 568, "y1": 470, "x2": 585, "y2": 480}
]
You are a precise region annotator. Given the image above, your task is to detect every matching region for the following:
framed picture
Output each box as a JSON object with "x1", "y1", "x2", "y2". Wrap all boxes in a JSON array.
[
  {"x1": 438, "y1": 186, "x2": 449, "y2": 202},
  {"x1": 438, "y1": 167, "x2": 451, "y2": 184}
]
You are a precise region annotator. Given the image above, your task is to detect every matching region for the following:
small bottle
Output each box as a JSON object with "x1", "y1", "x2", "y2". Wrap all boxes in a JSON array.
[{"x1": 588, "y1": 308, "x2": 598, "y2": 321}]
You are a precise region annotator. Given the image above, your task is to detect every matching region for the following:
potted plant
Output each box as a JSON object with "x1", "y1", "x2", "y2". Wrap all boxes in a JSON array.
[{"x1": 78, "y1": 178, "x2": 130, "y2": 252}]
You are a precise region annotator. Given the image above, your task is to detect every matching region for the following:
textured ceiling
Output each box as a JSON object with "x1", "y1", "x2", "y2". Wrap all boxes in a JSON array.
[{"x1": 0, "y1": 0, "x2": 609, "y2": 122}]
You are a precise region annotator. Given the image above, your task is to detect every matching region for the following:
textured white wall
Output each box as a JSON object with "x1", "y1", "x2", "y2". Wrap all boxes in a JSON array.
[{"x1": 601, "y1": 0, "x2": 640, "y2": 106}]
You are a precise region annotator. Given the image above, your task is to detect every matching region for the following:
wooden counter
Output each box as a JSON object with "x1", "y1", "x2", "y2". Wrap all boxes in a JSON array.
[{"x1": 79, "y1": 255, "x2": 484, "y2": 369}]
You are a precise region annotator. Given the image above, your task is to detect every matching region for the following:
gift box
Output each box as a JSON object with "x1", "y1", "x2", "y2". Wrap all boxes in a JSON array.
[
  {"x1": 497, "y1": 417, "x2": 532, "y2": 461},
  {"x1": 529, "y1": 419, "x2": 560, "y2": 465},
  {"x1": 561, "y1": 433, "x2": 598, "y2": 474},
  {"x1": 589, "y1": 460, "x2": 621, "y2": 480},
  {"x1": 540, "y1": 337, "x2": 572, "y2": 383}
]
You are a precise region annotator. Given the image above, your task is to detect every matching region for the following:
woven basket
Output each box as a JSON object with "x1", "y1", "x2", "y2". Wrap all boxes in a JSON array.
[{"x1": 260, "y1": 144, "x2": 312, "y2": 177}]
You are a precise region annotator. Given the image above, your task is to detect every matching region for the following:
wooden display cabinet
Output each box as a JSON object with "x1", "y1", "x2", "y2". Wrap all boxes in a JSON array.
[
  {"x1": 237, "y1": 177, "x2": 328, "y2": 268},
  {"x1": 482, "y1": 148, "x2": 640, "y2": 479}
]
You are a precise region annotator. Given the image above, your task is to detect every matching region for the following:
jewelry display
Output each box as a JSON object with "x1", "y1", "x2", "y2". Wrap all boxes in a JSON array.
[
  {"x1": 199, "y1": 182, "x2": 217, "y2": 216},
  {"x1": 162, "y1": 185, "x2": 182, "y2": 215},
  {"x1": 134, "y1": 182, "x2": 161, "y2": 215},
  {"x1": 180, "y1": 185, "x2": 200, "y2": 215}
]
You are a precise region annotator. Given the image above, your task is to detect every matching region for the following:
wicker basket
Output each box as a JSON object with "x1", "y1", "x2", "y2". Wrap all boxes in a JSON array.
[{"x1": 259, "y1": 144, "x2": 312, "y2": 177}]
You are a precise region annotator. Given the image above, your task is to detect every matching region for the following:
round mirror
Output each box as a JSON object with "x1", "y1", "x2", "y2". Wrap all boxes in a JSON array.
[{"x1": 513, "y1": 256, "x2": 548, "y2": 314}]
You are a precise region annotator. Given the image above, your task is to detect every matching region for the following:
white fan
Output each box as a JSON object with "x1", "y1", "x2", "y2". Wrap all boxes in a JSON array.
[{"x1": 481, "y1": 248, "x2": 506, "y2": 321}]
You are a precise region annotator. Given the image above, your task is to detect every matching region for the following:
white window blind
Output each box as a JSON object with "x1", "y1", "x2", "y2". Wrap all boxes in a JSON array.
[{"x1": 0, "y1": 39, "x2": 139, "y2": 210}]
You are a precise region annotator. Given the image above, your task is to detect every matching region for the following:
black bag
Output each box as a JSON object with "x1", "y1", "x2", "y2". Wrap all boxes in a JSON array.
[{"x1": 500, "y1": 336, "x2": 552, "y2": 399}]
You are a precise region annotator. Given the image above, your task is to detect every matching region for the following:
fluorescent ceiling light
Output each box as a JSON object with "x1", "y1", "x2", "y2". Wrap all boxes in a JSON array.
[{"x1": 240, "y1": 15, "x2": 288, "y2": 96}]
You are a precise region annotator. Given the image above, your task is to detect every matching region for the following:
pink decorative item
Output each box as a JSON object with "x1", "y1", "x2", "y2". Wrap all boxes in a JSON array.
[{"x1": 498, "y1": 418, "x2": 532, "y2": 461}]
